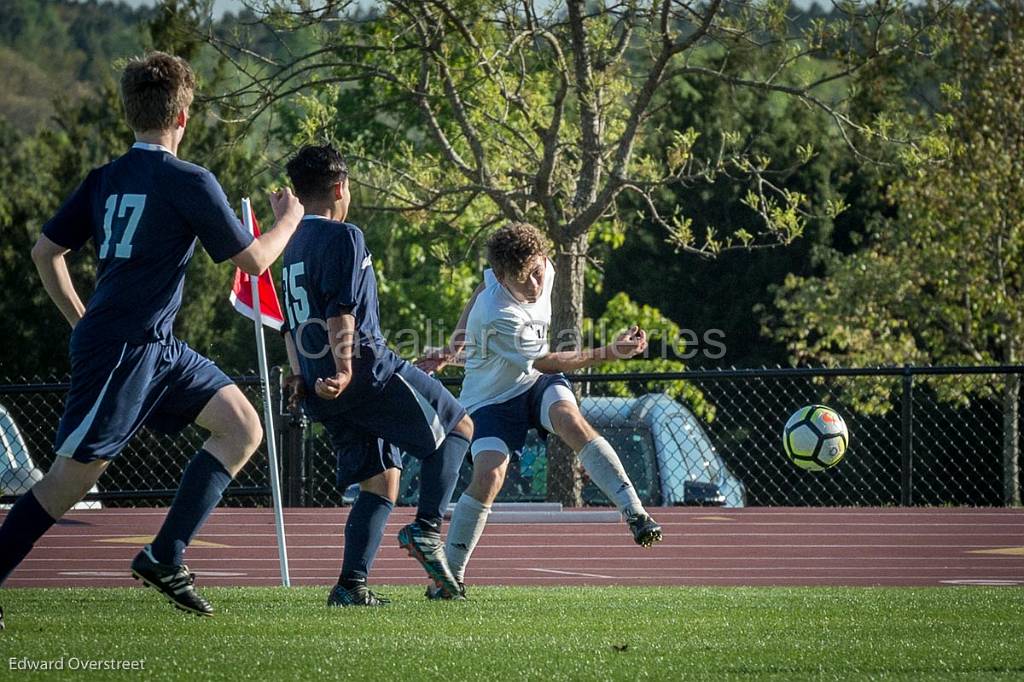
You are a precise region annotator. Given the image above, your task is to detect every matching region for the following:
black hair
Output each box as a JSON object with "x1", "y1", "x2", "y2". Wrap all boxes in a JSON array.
[{"x1": 285, "y1": 144, "x2": 349, "y2": 202}]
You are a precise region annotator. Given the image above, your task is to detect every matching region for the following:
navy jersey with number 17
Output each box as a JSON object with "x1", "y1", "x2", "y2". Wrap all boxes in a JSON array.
[
  {"x1": 281, "y1": 216, "x2": 401, "y2": 419},
  {"x1": 42, "y1": 143, "x2": 254, "y2": 348}
]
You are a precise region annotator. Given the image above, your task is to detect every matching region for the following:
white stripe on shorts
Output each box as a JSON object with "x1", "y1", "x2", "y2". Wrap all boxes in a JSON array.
[
  {"x1": 395, "y1": 373, "x2": 446, "y2": 451},
  {"x1": 56, "y1": 343, "x2": 129, "y2": 458},
  {"x1": 470, "y1": 436, "x2": 511, "y2": 459}
]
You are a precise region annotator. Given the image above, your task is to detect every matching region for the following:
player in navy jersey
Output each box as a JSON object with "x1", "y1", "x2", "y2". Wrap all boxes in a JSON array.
[
  {"x1": 0, "y1": 53, "x2": 304, "y2": 623},
  {"x1": 280, "y1": 145, "x2": 473, "y2": 605}
]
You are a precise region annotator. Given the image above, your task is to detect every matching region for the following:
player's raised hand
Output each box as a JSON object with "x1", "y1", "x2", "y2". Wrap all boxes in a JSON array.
[
  {"x1": 269, "y1": 187, "x2": 304, "y2": 224},
  {"x1": 415, "y1": 347, "x2": 450, "y2": 374},
  {"x1": 314, "y1": 371, "x2": 351, "y2": 400},
  {"x1": 609, "y1": 325, "x2": 648, "y2": 360},
  {"x1": 282, "y1": 373, "x2": 306, "y2": 413}
]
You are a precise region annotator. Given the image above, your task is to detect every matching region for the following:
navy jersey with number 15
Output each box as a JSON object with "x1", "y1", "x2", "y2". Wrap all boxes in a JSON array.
[
  {"x1": 281, "y1": 216, "x2": 401, "y2": 419},
  {"x1": 42, "y1": 143, "x2": 254, "y2": 348}
]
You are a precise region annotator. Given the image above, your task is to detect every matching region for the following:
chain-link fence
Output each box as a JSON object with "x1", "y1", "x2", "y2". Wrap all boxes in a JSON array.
[
  {"x1": 0, "y1": 375, "x2": 271, "y2": 507},
  {"x1": 2, "y1": 366, "x2": 1022, "y2": 508}
]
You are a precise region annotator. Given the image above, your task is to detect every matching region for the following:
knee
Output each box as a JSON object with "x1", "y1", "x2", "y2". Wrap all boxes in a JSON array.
[
  {"x1": 219, "y1": 403, "x2": 262, "y2": 462},
  {"x1": 551, "y1": 409, "x2": 589, "y2": 438},
  {"x1": 474, "y1": 459, "x2": 507, "y2": 492},
  {"x1": 454, "y1": 414, "x2": 474, "y2": 441},
  {"x1": 213, "y1": 400, "x2": 262, "y2": 457},
  {"x1": 35, "y1": 458, "x2": 108, "y2": 518},
  {"x1": 237, "y1": 404, "x2": 263, "y2": 455},
  {"x1": 359, "y1": 469, "x2": 399, "y2": 503},
  {"x1": 551, "y1": 410, "x2": 597, "y2": 450}
]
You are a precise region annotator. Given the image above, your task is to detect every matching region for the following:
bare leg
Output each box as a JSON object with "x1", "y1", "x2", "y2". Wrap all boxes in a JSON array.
[
  {"x1": 194, "y1": 384, "x2": 263, "y2": 476},
  {"x1": 32, "y1": 457, "x2": 110, "y2": 519}
]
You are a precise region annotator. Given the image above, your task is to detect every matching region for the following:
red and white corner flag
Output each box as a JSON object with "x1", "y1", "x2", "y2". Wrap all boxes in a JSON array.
[
  {"x1": 232, "y1": 197, "x2": 291, "y2": 587},
  {"x1": 229, "y1": 210, "x2": 285, "y2": 330}
]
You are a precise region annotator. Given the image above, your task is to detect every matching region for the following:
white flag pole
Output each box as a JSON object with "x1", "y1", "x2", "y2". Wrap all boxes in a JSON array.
[{"x1": 242, "y1": 197, "x2": 291, "y2": 587}]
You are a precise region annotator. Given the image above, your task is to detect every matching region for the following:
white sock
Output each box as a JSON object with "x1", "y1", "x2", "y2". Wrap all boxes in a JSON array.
[
  {"x1": 445, "y1": 493, "x2": 491, "y2": 583},
  {"x1": 578, "y1": 437, "x2": 645, "y2": 518}
]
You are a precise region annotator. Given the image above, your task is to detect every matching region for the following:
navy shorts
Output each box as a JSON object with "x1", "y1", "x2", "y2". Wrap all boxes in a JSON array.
[
  {"x1": 469, "y1": 373, "x2": 574, "y2": 459},
  {"x1": 320, "y1": 361, "x2": 467, "y2": 489},
  {"x1": 55, "y1": 337, "x2": 233, "y2": 463}
]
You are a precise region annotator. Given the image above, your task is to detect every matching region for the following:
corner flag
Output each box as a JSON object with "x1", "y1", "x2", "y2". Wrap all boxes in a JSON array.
[
  {"x1": 232, "y1": 198, "x2": 291, "y2": 587},
  {"x1": 229, "y1": 211, "x2": 285, "y2": 330}
]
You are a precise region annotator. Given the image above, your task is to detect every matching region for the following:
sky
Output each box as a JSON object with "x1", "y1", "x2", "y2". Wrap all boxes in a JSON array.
[{"x1": 116, "y1": 0, "x2": 248, "y2": 18}]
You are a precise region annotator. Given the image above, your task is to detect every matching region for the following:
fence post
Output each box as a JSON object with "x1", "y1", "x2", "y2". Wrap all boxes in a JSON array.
[
  {"x1": 900, "y1": 365, "x2": 914, "y2": 506},
  {"x1": 274, "y1": 367, "x2": 309, "y2": 507},
  {"x1": 283, "y1": 412, "x2": 308, "y2": 507}
]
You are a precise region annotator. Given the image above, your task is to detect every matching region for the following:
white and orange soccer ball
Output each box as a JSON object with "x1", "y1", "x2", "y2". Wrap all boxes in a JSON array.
[{"x1": 782, "y1": 405, "x2": 849, "y2": 471}]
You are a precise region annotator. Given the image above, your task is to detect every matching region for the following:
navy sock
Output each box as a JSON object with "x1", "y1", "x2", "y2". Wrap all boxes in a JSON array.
[
  {"x1": 416, "y1": 433, "x2": 470, "y2": 529},
  {"x1": 339, "y1": 491, "x2": 394, "y2": 586},
  {"x1": 150, "y1": 450, "x2": 232, "y2": 566},
  {"x1": 0, "y1": 490, "x2": 56, "y2": 586}
]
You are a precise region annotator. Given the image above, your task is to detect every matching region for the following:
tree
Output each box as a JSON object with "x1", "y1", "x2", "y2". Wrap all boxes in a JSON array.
[
  {"x1": 769, "y1": 2, "x2": 1024, "y2": 506},
  {"x1": 596, "y1": 50, "x2": 863, "y2": 367},
  {"x1": 0, "y1": 0, "x2": 283, "y2": 379},
  {"x1": 199, "y1": 0, "x2": 952, "y2": 503},
  {"x1": 208, "y1": 0, "x2": 950, "y2": 340}
]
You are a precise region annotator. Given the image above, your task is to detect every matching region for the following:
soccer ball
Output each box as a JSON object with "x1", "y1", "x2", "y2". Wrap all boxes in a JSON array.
[{"x1": 782, "y1": 405, "x2": 849, "y2": 471}]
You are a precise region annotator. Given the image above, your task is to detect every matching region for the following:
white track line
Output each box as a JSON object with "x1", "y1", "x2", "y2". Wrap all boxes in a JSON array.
[
  {"x1": 12, "y1": 569, "x2": 1019, "y2": 581},
  {"x1": 38, "y1": 531, "x2": 1024, "y2": 540},
  {"x1": 28, "y1": 543, "x2": 1024, "y2": 550},
  {"x1": 29, "y1": 561, "x2": 1015, "y2": 573},
  {"x1": 522, "y1": 569, "x2": 615, "y2": 578},
  {"x1": 22, "y1": 557, "x2": 1024, "y2": 565}
]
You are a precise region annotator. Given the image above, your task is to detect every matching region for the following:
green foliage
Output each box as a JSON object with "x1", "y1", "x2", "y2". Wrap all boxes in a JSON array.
[
  {"x1": 0, "y1": 0, "x2": 151, "y2": 132},
  {"x1": 0, "y1": 1, "x2": 279, "y2": 377},
  {"x1": 216, "y1": 0, "x2": 955, "y2": 356},
  {"x1": 768, "y1": 3, "x2": 1024, "y2": 410},
  {"x1": 598, "y1": 52, "x2": 861, "y2": 367},
  {"x1": 585, "y1": 293, "x2": 714, "y2": 422}
]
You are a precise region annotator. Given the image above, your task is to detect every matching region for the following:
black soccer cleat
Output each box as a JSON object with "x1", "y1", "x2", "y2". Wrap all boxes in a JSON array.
[
  {"x1": 130, "y1": 546, "x2": 213, "y2": 617},
  {"x1": 397, "y1": 521, "x2": 464, "y2": 600},
  {"x1": 327, "y1": 583, "x2": 390, "y2": 607},
  {"x1": 627, "y1": 512, "x2": 663, "y2": 548},
  {"x1": 425, "y1": 581, "x2": 466, "y2": 601},
  {"x1": 0, "y1": 606, "x2": 5, "y2": 630}
]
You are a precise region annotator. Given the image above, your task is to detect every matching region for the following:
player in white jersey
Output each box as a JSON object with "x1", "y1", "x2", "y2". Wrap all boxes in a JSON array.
[{"x1": 418, "y1": 222, "x2": 662, "y2": 598}]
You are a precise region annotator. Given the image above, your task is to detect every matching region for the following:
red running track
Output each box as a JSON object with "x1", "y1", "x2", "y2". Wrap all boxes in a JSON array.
[{"x1": 4, "y1": 507, "x2": 1024, "y2": 589}]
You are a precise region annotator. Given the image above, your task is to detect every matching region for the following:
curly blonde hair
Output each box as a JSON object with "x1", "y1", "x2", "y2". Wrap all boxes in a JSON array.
[{"x1": 485, "y1": 222, "x2": 551, "y2": 282}]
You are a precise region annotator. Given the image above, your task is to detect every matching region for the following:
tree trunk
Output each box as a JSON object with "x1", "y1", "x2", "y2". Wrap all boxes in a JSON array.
[
  {"x1": 545, "y1": 232, "x2": 589, "y2": 506},
  {"x1": 549, "y1": 232, "x2": 589, "y2": 352},
  {"x1": 1002, "y1": 372, "x2": 1021, "y2": 507}
]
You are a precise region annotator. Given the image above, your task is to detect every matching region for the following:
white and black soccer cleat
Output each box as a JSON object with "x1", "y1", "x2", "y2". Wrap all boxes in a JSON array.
[
  {"x1": 397, "y1": 521, "x2": 464, "y2": 600},
  {"x1": 327, "y1": 583, "x2": 390, "y2": 607},
  {"x1": 425, "y1": 581, "x2": 466, "y2": 601},
  {"x1": 627, "y1": 512, "x2": 663, "y2": 548},
  {"x1": 130, "y1": 546, "x2": 213, "y2": 617}
]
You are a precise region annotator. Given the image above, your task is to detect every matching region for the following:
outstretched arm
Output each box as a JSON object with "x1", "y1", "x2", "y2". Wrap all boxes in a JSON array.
[
  {"x1": 31, "y1": 235, "x2": 86, "y2": 329},
  {"x1": 533, "y1": 326, "x2": 648, "y2": 374},
  {"x1": 417, "y1": 280, "x2": 486, "y2": 373},
  {"x1": 230, "y1": 188, "x2": 304, "y2": 276}
]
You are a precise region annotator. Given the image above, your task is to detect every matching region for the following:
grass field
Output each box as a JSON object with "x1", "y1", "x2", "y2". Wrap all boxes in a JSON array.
[{"x1": 3, "y1": 586, "x2": 1023, "y2": 680}]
